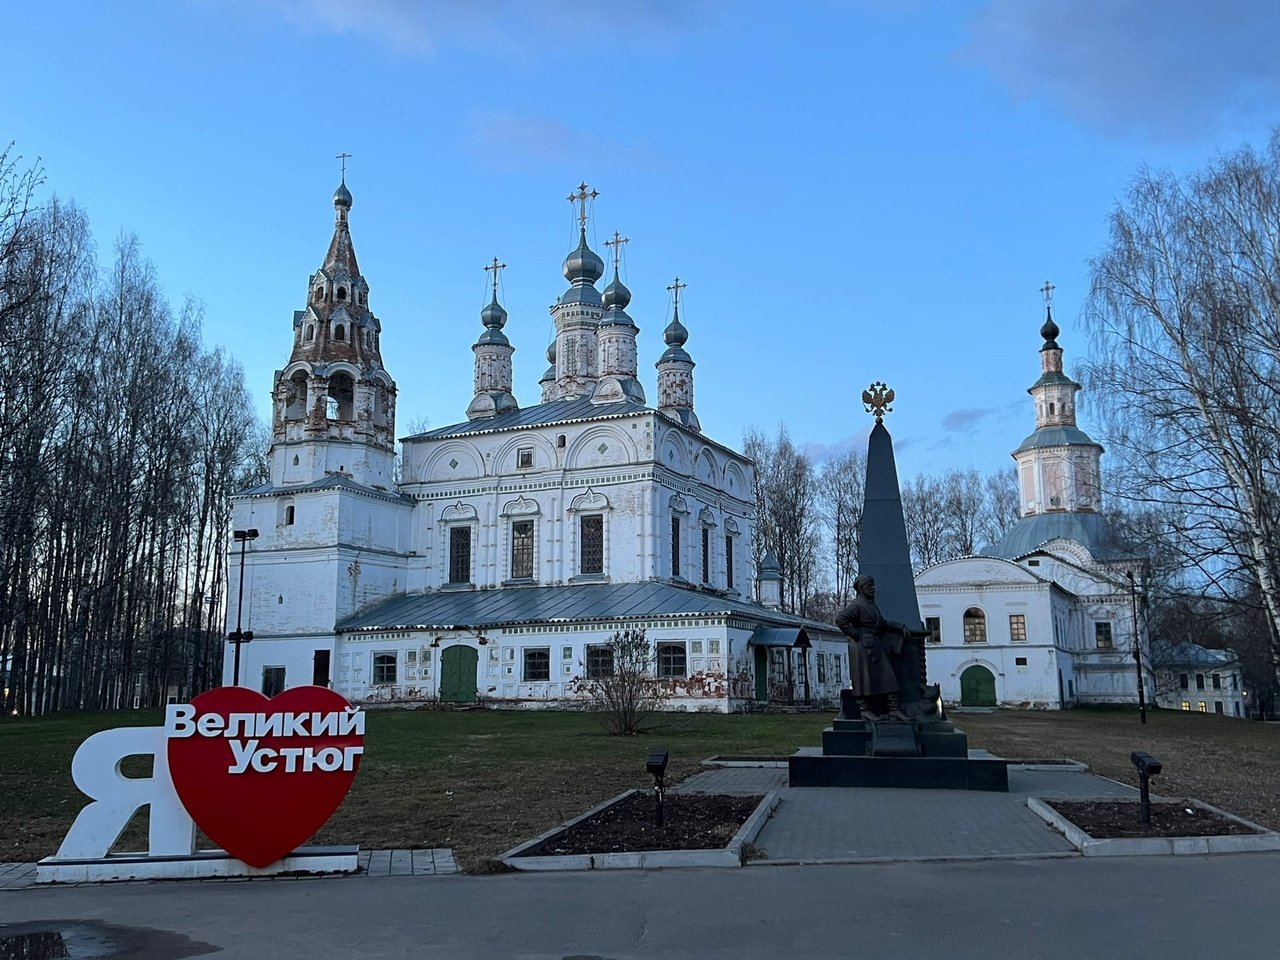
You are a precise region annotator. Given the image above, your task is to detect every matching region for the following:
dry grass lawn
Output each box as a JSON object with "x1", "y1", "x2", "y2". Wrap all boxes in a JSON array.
[
  {"x1": 959, "y1": 707, "x2": 1280, "y2": 831},
  {"x1": 2, "y1": 705, "x2": 1276, "y2": 870}
]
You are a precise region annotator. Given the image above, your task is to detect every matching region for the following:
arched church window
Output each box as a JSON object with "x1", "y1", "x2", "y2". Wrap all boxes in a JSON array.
[
  {"x1": 963, "y1": 608, "x2": 987, "y2": 644},
  {"x1": 1048, "y1": 402, "x2": 1055, "y2": 416},
  {"x1": 282, "y1": 503, "x2": 295, "y2": 526},
  {"x1": 335, "y1": 324, "x2": 346, "y2": 342},
  {"x1": 293, "y1": 455, "x2": 299, "y2": 466},
  {"x1": 305, "y1": 325, "x2": 315, "y2": 343},
  {"x1": 337, "y1": 287, "x2": 347, "y2": 302},
  {"x1": 314, "y1": 287, "x2": 323, "y2": 302}
]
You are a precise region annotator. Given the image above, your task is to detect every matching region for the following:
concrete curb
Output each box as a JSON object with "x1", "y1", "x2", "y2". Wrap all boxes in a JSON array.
[
  {"x1": 702, "y1": 757, "x2": 789, "y2": 768},
  {"x1": 1007, "y1": 759, "x2": 1089, "y2": 773},
  {"x1": 752, "y1": 850, "x2": 1080, "y2": 867},
  {"x1": 501, "y1": 790, "x2": 781, "y2": 872},
  {"x1": 1026, "y1": 797, "x2": 1280, "y2": 857}
]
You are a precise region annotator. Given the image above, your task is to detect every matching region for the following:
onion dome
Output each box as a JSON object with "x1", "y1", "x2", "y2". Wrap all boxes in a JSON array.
[
  {"x1": 600, "y1": 268, "x2": 636, "y2": 330},
  {"x1": 562, "y1": 229, "x2": 604, "y2": 284},
  {"x1": 476, "y1": 295, "x2": 510, "y2": 346},
  {"x1": 333, "y1": 180, "x2": 353, "y2": 211},
  {"x1": 659, "y1": 304, "x2": 692, "y2": 363},
  {"x1": 546, "y1": 339, "x2": 557, "y2": 364},
  {"x1": 603, "y1": 272, "x2": 631, "y2": 310},
  {"x1": 1040, "y1": 306, "x2": 1060, "y2": 350}
]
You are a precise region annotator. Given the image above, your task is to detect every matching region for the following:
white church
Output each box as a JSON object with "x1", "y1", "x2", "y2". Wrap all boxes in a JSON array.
[
  {"x1": 915, "y1": 303, "x2": 1156, "y2": 709},
  {"x1": 223, "y1": 179, "x2": 847, "y2": 711}
]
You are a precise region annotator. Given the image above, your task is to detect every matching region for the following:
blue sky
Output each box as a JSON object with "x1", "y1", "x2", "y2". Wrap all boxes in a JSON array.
[{"x1": 4, "y1": 0, "x2": 1278, "y2": 479}]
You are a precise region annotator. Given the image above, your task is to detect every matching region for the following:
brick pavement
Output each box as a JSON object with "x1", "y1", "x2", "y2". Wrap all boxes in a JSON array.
[
  {"x1": 0, "y1": 848, "x2": 458, "y2": 892},
  {"x1": 675, "y1": 764, "x2": 1139, "y2": 863}
]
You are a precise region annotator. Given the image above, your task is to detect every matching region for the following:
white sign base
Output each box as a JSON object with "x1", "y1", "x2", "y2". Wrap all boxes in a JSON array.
[{"x1": 36, "y1": 845, "x2": 359, "y2": 884}]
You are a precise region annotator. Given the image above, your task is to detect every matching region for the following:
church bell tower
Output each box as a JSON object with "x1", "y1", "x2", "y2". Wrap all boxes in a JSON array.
[{"x1": 269, "y1": 172, "x2": 397, "y2": 489}]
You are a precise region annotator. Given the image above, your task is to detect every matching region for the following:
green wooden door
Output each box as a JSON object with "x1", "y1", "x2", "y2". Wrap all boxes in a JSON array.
[
  {"x1": 754, "y1": 646, "x2": 768, "y2": 701},
  {"x1": 960, "y1": 665, "x2": 997, "y2": 707},
  {"x1": 440, "y1": 646, "x2": 478, "y2": 703}
]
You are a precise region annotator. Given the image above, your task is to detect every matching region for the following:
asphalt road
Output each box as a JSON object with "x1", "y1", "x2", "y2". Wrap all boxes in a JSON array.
[{"x1": 3, "y1": 854, "x2": 1278, "y2": 960}]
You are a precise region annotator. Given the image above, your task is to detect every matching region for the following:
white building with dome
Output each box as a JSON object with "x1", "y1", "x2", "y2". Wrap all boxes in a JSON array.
[
  {"x1": 915, "y1": 303, "x2": 1154, "y2": 709},
  {"x1": 222, "y1": 179, "x2": 846, "y2": 710}
]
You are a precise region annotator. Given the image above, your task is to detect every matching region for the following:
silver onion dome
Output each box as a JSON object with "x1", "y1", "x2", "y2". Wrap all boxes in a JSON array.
[
  {"x1": 481, "y1": 297, "x2": 507, "y2": 329},
  {"x1": 562, "y1": 229, "x2": 604, "y2": 284},
  {"x1": 602, "y1": 273, "x2": 632, "y2": 310}
]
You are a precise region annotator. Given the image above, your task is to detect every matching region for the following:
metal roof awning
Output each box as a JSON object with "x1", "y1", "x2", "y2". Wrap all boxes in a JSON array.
[{"x1": 748, "y1": 626, "x2": 811, "y2": 648}]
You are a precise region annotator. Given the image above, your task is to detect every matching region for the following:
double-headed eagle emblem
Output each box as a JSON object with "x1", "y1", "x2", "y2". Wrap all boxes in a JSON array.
[{"x1": 862, "y1": 381, "x2": 894, "y2": 422}]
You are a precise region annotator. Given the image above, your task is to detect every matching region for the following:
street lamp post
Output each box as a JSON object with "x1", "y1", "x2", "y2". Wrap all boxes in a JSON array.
[
  {"x1": 1127, "y1": 569, "x2": 1148, "y2": 725},
  {"x1": 229, "y1": 528, "x2": 260, "y2": 687}
]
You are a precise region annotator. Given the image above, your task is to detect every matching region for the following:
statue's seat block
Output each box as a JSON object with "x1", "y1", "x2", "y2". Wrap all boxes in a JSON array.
[{"x1": 870, "y1": 721, "x2": 919, "y2": 756}]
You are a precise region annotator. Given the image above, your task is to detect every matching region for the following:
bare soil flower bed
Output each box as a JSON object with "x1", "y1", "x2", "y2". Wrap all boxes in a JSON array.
[
  {"x1": 517, "y1": 793, "x2": 763, "y2": 857},
  {"x1": 1045, "y1": 799, "x2": 1260, "y2": 839}
]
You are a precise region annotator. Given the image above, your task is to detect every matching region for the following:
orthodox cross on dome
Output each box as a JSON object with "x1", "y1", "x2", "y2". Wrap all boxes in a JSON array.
[
  {"x1": 1040, "y1": 280, "x2": 1055, "y2": 308},
  {"x1": 484, "y1": 257, "x2": 507, "y2": 299},
  {"x1": 604, "y1": 231, "x2": 630, "y2": 271},
  {"x1": 567, "y1": 181, "x2": 599, "y2": 230},
  {"x1": 336, "y1": 152, "x2": 351, "y2": 181},
  {"x1": 667, "y1": 276, "x2": 687, "y2": 311},
  {"x1": 862, "y1": 381, "x2": 895, "y2": 423}
]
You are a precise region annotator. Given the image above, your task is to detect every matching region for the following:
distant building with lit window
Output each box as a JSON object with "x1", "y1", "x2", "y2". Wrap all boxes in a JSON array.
[
  {"x1": 914, "y1": 302, "x2": 1153, "y2": 709},
  {"x1": 1152, "y1": 642, "x2": 1245, "y2": 718},
  {"x1": 221, "y1": 179, "x2": 844, "y2": 710}
]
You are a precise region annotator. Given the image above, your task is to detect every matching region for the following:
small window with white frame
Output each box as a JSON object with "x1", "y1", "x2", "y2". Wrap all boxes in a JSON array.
[
  {"x1": 517, "y1": 447, "x2": 534, "y2": 469},
  {"x1": 1009, "y1": 614, "x2": 1027, "y2": 642},
  {"x1": 585, "y1": 644, "x2": 614, "y2": 679},
  {"x1": 523, "y1": 648, "x2": 550, "y2": 682},
  {"x1": 657, "y1": 641, "x2": 687, "y2": 679},
  {"x1": 925, "y1": 616, "x2": 941, "y2": 644},
  {"x1": 1094, "y1": 621, "x2": 1114, "y2": 650},
  {"x1": 372, "y1": 652, "x2": 397, "y2": 686}
]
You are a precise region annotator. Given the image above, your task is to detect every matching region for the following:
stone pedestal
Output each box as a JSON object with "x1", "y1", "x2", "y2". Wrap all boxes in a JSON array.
[{"x1": 789, "y1": 714, "x2": 1008, "y2": 792}]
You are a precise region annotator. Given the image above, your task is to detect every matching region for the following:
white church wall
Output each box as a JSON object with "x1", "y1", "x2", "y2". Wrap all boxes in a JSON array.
[
  {"x1": 333, "y1": 620, "x2": 741, "y2": 711},
  {"x1": 222, "y1": 635, "x2": 330, "y2": 692}
]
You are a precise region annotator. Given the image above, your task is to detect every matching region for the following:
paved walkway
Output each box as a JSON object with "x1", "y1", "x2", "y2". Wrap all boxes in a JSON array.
[
  {"x1": 0, "y1": 765, "x2": 1149, "y2": 888},
  {"x1": 676, "y1": 764, "x2": 1138, "y2": 863},
  {"x1": 0, "y1": 847, "x2": 458, "y2": 892}
]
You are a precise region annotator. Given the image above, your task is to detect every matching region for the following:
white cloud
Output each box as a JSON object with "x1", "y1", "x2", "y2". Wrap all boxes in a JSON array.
[
  {"x1": 465, "y1": 110, "x2": 658, "y2": 173},
  {"x1": 254, "y1": 0, "x2": 717, "y2": 57},
  {"x1": 962, "y1": 0, "x2": 1280, "y2": 140}
]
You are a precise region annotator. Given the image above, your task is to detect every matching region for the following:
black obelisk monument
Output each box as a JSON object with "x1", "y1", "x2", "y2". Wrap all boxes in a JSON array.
[{"x1": 857, "y1": 383, "x2": 928, "y2": 714}]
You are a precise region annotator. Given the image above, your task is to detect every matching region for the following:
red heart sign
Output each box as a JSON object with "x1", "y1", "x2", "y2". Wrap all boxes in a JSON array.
[{"x1": 166, "y1": 686, "x2": 364, "y2": 868}]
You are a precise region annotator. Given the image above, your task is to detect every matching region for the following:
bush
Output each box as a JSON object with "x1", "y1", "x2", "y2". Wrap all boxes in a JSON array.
[{"x1": 572, "y1": 629, "x2": 670, "y2": 735}]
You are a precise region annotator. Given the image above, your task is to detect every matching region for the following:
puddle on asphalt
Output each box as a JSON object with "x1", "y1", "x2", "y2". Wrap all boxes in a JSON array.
[
  {"x1": 0, "y1": 931, "x2": 70, "y2": 959},
  {"x1": 0, "y1": 922, "x2": 218, "y2": 959}
]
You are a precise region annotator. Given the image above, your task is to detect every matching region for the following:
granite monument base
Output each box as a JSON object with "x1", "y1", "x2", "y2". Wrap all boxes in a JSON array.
[{"x1": 790, "y1": 711, "x2": 1009, "y2": 792}]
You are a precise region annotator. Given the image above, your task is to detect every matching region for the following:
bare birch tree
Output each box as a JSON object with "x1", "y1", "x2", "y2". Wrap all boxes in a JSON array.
[
  {"x1": 0, "y1": 154, "x2": 264, "y2": 716},
  {"x1": 1083, "y1": 132, "x2": 1280, "y2": 679}
]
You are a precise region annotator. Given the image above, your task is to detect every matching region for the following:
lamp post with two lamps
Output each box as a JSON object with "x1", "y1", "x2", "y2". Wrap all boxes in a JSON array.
[{"x1": 229, "y1": 528, "x2": 259, "y2": 687}]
